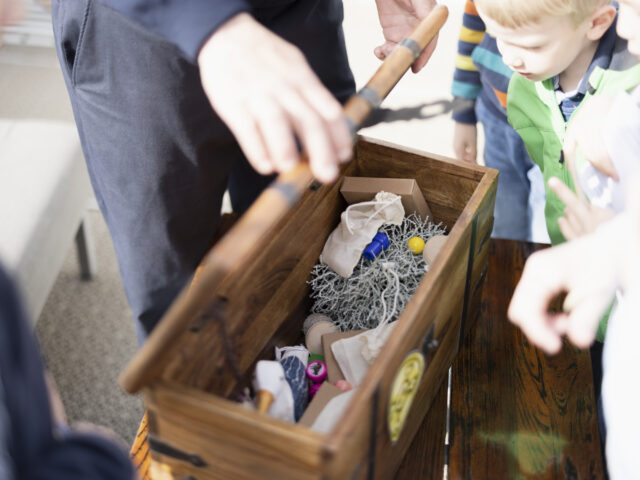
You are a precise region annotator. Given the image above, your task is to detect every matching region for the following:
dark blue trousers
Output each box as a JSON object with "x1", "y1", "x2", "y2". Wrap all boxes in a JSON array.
[{"x1": 51, "y1": 0, "x2": 355, "y2": 335}]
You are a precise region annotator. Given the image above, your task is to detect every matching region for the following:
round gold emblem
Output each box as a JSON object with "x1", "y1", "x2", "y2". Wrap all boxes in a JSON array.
[{"x1": 388, "y1": 351, "x2": 425, "y2": 443}]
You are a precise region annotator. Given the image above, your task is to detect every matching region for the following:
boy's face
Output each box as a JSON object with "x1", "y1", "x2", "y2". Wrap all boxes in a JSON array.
[
  {"x1": 479, "y1": 12, "x2": 593, "y2": 83},
  {"x1": 617, "y1": 0, "x2": 640, "y2": 56}
]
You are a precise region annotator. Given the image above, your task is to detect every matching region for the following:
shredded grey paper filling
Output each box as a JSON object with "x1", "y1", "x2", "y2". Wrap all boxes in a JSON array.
[{"x1": 309, "y1": 213, "x2": 446, "y2": 331}]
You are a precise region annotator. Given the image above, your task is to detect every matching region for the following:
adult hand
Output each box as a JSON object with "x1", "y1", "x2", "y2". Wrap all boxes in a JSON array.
[
  {"x1": 548, "y1": 177, "x2": 615, "y2": 240},
  {"x1": 374, "y1": 0, "x2": 438, "y2": 72},
  {"x1": 563, "y1": 95, "x2": 619, "y2": 180},
  {"x1": 198, "y1": 13, "x2": 352, "y2": 183},
  {"x1": 508, "y1": 230, "x2": 617, "y2": 354},
  {"x1": 452, "y1": 122, "x2": 478, "y2": 163}
]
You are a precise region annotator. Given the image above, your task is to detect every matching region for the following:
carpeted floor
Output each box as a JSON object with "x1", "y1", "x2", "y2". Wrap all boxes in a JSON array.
[{"x1": 35, "y1": 209, "x2": 144, "y2": 444}]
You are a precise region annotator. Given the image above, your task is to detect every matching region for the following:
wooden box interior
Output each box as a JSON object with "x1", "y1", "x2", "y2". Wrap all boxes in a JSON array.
[{"x1": 141, "y1": 137, "x2": 497, "y2": 479}]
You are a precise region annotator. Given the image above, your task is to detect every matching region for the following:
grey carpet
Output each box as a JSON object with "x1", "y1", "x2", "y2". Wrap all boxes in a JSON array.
[{"x1": 35, "y1": 210, "x2": 143, "y2": 445}]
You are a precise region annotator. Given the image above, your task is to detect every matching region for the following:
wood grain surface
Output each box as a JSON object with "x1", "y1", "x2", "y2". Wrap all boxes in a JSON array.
[
  {"x1": 448, "y1": 239, "x2": 604, "y2": 479},
  {"x1": 394, "y1": 374, "x2": 448, "y2": 479},
  {"x1": 131, "y1": 239, "x2": 605, "y2": 479}
]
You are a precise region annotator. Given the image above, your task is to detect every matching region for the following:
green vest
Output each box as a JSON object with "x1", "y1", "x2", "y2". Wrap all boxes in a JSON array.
[
  {"x1": 507, "y1": 48, "x2": 640, "y2": 245},
  {"x1": 507, "y1": 40, "x2": 640, "y2": 341}
]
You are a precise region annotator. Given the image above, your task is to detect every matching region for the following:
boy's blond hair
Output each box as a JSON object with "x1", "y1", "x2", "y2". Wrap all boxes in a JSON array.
[{"x1": 475, "y1": 0, "x2": 610, "y2": 27}]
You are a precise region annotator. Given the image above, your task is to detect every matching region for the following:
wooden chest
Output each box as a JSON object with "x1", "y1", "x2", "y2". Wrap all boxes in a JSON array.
[{"x1": 121, "y1": 136, "x2": 498, "y2": 480}]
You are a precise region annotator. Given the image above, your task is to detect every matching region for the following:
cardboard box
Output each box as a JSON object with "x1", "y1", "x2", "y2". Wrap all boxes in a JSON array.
[
  {"x1": 340, "y1": 176, "x2": 433, "y2": 221},
  {"x1": 321, "y1": 330, "x2": 365, "y2": 383},
  {"x1": 298, "y1": 382, "x2": 344, "y2": 428}
]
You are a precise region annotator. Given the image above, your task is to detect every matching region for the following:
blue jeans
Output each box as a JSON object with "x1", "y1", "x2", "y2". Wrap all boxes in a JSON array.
[{"x1": 476, "y1": 97, "x2": 549, "y2": 243}]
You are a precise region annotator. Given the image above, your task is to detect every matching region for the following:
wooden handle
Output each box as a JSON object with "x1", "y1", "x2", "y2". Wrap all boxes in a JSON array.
[
  {"x1": 119, "y1": 7, "x2": 449, "y2": 394},
  {"x1": 344, "y1": 4, "x2": 449, "y2": 128}
]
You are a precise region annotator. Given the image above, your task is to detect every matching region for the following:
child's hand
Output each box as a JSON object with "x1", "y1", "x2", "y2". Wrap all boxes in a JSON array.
[
  {"x1": 563, "y1": 95, "x2": 619, "y2": 181},
  {"x1": 453, "y1": 122, "x2": 477, "y2": 163},
  {"x1": 511, "y1": 183, "x2": 640, "y2": 354},
  {"x1": 549, "y1": 177, "x2": 615, "y2": 241},
  {"x1": 508, "y1": 232, "x2": 617, "y2": 354}
]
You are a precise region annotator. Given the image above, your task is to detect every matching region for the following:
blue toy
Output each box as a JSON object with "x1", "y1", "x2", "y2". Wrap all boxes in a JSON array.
[{"x1": 363, "y1": 232, "x2": 390, "y2": 261}]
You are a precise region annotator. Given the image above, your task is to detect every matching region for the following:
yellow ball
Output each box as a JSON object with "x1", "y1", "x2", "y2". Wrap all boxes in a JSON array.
[{"x1": 407, "y1": 237, "x2": 425, "y2": 255}]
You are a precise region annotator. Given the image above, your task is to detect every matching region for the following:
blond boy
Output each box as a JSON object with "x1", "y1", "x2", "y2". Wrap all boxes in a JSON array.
[
  {"x1": 475, "y1": 0, "x2": 640, "y2": 455},
  {"x1": 507, "y1": 2, "x2": 640, "y2": 475},
  {"x1": 475, "y1": 0, "x2": 640, "y2": 246}
]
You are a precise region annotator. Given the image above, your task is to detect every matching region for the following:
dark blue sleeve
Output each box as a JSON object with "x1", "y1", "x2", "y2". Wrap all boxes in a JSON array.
[
  {"x1": 101, "y1": 0, "x2": 251, "y2": 62},
  {"x1": 0, "y1": 265, "x2": 134, "y2": 480},
  {"x1": 30, "y1": 433, "x2": 135, "y2": 480}
]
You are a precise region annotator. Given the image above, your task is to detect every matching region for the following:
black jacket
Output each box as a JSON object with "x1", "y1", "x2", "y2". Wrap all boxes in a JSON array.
[{"x1": 102, "y1": 0, "x2": 333, "y2": 61}]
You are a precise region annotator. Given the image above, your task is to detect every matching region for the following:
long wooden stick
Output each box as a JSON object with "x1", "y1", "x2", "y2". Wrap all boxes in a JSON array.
[
  {"x1": 120, "y1": 5, "x2": 449, "y2": 394},
  {"x1": 343, "y1": 5, "x2": 449, "y2": 128}
]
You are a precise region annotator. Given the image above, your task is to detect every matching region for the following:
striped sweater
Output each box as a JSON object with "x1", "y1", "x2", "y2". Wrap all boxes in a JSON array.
[{"x1": 451, "y1": 0, "x2": 514, "y2": 124}]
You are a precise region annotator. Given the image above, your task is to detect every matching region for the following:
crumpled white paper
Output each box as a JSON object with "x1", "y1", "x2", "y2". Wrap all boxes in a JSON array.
[{"x1": 320, "y1": 192, "x2": 404, "y2": 278}]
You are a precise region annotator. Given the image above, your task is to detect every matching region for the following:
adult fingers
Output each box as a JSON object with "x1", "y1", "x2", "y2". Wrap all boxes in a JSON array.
[
  {"x1": 279, "y1": 88, "x2": 342, "y2": 183},
  {"x1": 297, "y1": 70, "x2": 353, "y2": 165},
  {"x1": 411, "y1": 0, "x2": 438, "y2": 72},
  {"x1": 246, "y1": 95, "x2": 300, "y2": 173},
  {"x1": 412, "y1": 36, "x2": 438, "y2": 73},
  {"x1": 224, "y1": 105, "x2": 273, "y2": 175},
  {"x1": 374, "y1": 42, "x2": 395, "y2": 61},
  {"x1": 374, "y1": 38, "x2": 437, "y2": 73}
]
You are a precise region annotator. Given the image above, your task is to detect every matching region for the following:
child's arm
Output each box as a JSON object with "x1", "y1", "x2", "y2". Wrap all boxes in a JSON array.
[
  {"x1": 453, "y1": 122, "x2": 478, "y2": 163},
  {"x1": 508, "y1": 225, "x2": 617, "y2": 353},
  {"x1": 548, "y1": 177, "x2": 615, "y2": 241},
  {"x1": 509, "y1": 186, "x2": 640, "y2": 354},
  {"x1": 451, "y1": 0, "x2": 484, "y2": 161}
]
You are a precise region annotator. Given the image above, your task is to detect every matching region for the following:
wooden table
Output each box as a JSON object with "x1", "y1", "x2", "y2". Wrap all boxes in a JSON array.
[
  {"x1": 131, "y1": 239, "x2": 604, "y2": 479},
  {"x1": 396, "y1": 239, "x2": 604, "y2": 479}
]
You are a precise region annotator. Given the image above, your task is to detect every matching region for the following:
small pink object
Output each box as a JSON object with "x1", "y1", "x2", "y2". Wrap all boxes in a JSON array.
[
  {"x1": 334, "y1": 380, "x2": 352, "y2": 392},
  {"x1": 305, "y1": 360, "x2": 327, "y2": 384},
  {"x1": 309, "y1": 383, "x2": 322, "y2": 399}
]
